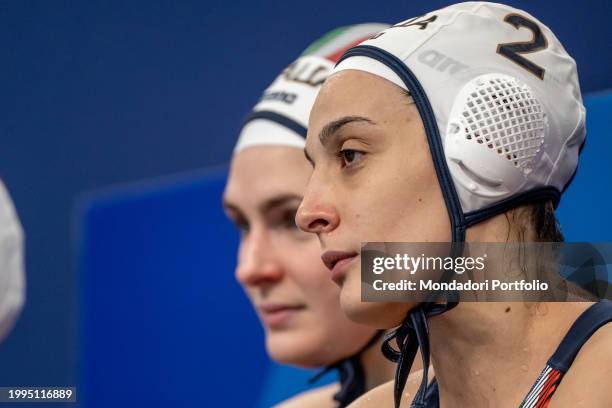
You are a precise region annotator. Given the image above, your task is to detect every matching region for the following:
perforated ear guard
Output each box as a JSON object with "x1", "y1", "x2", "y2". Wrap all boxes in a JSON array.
[{"x1": 445, "y1": 73, "x2": 548, "y2": 200}]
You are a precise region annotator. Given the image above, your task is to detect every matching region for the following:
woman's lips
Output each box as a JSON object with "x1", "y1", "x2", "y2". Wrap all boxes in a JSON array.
[
  {"x1": 258, "y1": 303, "x2": 305, "y2": 329},
  {"x1": 321, "y1": 250, "x2": 358, "y2": 285}
]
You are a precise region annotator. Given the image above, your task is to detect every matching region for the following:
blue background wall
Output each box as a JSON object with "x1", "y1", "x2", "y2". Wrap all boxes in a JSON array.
[{"x1": 0, "y1": 1, "x2": 610, "y2": 407}]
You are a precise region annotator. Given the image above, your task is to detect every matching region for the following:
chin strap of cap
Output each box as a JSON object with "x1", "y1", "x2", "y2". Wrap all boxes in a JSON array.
[
  {"x1": 382, "y1": 302, "x2": 457, "y2": 408},
  {"x1": 309, "y1": 330, "x2": 384, "y2": 408}
]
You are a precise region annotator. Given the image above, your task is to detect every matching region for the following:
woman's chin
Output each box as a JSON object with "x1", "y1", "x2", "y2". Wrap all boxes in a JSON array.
[
  {"x1": 340, "y1": 285, "x2": 414, "y2": 328},
  {"x1": 265, "y1": 330, "x2": 329, "y2": 367}
]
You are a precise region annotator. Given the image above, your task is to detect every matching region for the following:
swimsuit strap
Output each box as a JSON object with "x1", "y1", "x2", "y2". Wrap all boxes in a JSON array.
[{"x1": 520, "y1": 300, "x2": 612, "y2": 408}]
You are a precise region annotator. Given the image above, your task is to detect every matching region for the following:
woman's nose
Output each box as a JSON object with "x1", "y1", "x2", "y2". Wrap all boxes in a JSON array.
[
  {"x1": 235, "y1": 234, "x2": 283, "y2": 286},
  {"x1": 296, "y1": 190, "x2": 339, "y2": 235}
]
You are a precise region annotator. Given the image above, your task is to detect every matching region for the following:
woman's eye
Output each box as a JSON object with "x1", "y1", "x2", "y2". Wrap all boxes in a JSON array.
[
  {"x1": 236, "y1": 223, "x2": 249, "y2": 236},
  {"x1": 281, "y1": 210, "x2": 299, "y2": 230},
  {"x1": 230, "y1": 218, "x2": 249, "y2": 235},
  {"x1": 338, "y1": 149, "x2": 364, "y2": 168}
]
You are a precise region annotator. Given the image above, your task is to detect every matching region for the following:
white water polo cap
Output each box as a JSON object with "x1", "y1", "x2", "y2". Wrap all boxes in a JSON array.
[
  {"x1": 0, "y1": 179, "x2": 25, "y2": 342},
  {"x1": 234, "y1": 23, "x2": 390, "y2": 153},
  {"x1": 334, "y1": 2, "x2": 585, "y2": 230}
]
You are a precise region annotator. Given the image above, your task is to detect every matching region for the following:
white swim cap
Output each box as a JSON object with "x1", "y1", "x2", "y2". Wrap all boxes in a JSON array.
[
  {"x1": 234, "y1": 23, "x2": 390, "y2": 153},
  {"x1": 0, "y1": 179, "x2": 25, "y2": 342},
  {"x1": 334, "y1": 2, "x2": 585, "y2": 227}
]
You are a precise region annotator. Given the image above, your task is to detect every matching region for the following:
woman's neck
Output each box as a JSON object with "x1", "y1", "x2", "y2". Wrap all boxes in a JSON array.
[
  {"x1": 428, "y1": 302, "x2": 590, "y2": 407},
  {"x1": 359, "y1": 332, "x2": 397, "y2": 391}
]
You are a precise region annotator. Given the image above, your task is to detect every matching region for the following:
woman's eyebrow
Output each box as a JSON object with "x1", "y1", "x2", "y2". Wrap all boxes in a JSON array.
[
  {"x1": 222, "y1": 198, "x2": 236, "y2": 211},
  {"x1": 222, "y1": 199, "x2": 244, "y2": 220},
  {"x1": 318, "y1": 116, "x2": 376, "y2": 147},
  {"x1": 223, "y1": 194, "x2": 301, "y2": 220},
  {"x1": 260, "y1": 193, "x2": 302, "y2": 214}
]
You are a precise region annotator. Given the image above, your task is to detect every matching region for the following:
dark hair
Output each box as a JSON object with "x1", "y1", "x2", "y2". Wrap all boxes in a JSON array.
[
  {"x1": 530, "y1": 200, "x2": 564, "y2": 242},
  {"x1": 505, "y1": 200, "x2": 564, "y2": 243}
]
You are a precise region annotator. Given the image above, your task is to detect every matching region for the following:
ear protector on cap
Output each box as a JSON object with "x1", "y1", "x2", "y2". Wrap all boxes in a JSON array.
[{"x1": 446, "y1": 73, "x2": 548, "y2": 200}]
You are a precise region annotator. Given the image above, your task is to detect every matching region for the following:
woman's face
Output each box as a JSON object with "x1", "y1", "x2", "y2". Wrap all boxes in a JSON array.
[
  {"x1": 224, "y1": 145, "x2": 376, "y2": 367},
  {"x1": 296, "y1": 70, "x2": 451, "y2": 328}
]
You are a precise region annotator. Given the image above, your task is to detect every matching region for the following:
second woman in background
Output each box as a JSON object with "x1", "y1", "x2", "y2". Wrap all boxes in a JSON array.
[{"x1": 223, "y1": 24, "x2": 400, "y2": 408}]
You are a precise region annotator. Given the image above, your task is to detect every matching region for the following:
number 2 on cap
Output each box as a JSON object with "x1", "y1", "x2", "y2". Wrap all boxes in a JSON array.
[{"x1": 497, "y1": 13, "x2": 548, "y2": 80}]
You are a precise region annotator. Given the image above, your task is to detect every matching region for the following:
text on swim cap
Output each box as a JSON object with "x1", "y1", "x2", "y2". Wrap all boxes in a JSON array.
[{"x1": 282, "y1": 59, "x2": 331, "y2": 87}]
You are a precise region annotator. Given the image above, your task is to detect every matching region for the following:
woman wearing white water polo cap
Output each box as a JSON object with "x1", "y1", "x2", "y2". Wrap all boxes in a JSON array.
[
  {"x1": 223, "y1": 24, "x2": 400, "y2": 408},
  {"x1": 297, "y1": 2, "x2": 611, "y2": 407},
  {"x1": 0, "y1": 179, "x2": 25, "y2": 344}
]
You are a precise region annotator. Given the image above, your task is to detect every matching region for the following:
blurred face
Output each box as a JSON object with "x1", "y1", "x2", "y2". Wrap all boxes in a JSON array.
[
  {"x1": 223, "y1": 145, "x2": 376, "y2": 367},
  {"x1": 296, "y1": 70, "x2": 451, "y2": 328}
]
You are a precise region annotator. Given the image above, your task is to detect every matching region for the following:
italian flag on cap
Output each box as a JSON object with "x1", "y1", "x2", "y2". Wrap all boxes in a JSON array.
[{"x1": 302, "y1": 23, "x2": 389, "y2": 62}]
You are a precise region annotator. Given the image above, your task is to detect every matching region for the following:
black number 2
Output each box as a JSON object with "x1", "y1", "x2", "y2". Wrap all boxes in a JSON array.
[{"x1": 496, "y1": 14, "x2": 548, "y2": 80}]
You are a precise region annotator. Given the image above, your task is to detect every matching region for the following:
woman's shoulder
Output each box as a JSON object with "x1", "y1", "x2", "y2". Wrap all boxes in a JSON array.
[
  {"x1": 345, "y1": 380, "x2": 394, "y2": 408},
  {"x1": 274, "y1": 383, "x2": 339, "y2": 408},
  {"x1": 549, "y1": 321, "x2": 612, "y2": 407},
  {"x1": 347, "y1": 369, "x2": 431, "y2": 408}
]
